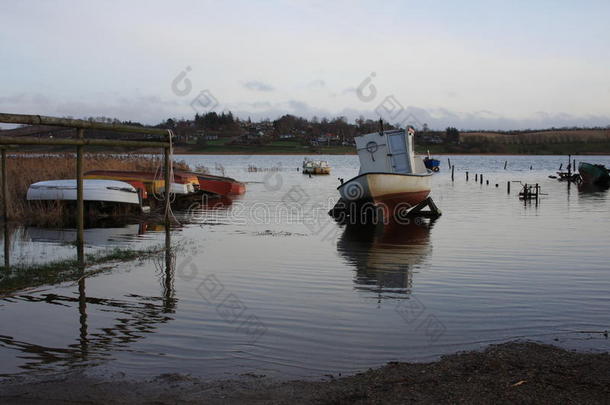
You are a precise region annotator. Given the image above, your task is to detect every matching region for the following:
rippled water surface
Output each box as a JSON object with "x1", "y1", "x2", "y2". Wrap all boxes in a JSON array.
[{"x1": 1, "y1": 154, "x2": 609, "y2": 379}]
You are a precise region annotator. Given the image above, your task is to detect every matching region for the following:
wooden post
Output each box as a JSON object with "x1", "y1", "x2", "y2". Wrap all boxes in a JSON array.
[
  {"x1": 447, "y1": 158, "x2": 451, "y2": 168},
  {"x1": 3, "y1": 220, "x2": 8, "y2": 270},
  {"x1": 507, "y1": 181, "x2": 511, "y2": 194},
  {"x1": 163, "y1": 147, "x2": 172, "y2": 279},
  {"x1": 466, "y1": 171, "x2": 469, "y2": 181},
  {"x1": 164, "y1": 147, "x2": 171, "y2": 223},
  {"x1": 486, "y1": 180, "x2": 489, "y2": 185},
  {"x1": 480, "y1": 174, "x2": 483, "y2": 184},
  {"x1": 568, "y1": 154, "x2": 572, "y2": 176},
  {"x1": 1, "y1": 149, "x2": 7, "y2": 223},
  {"x1": 76, "y1": 128, "x2": 84, "y2": 266},
  {"x1": 2, "y1": 149, "x2": 9, "y2": 270},
  {"x1": 451, "y1": 165, "x2": 454, "y2": 182},
  {"x1": 504, "y1": 161, "x2": 507, "y2": 170},
  {"x1": 475, "y1": 173, "x2": 478, "y2": 181}
]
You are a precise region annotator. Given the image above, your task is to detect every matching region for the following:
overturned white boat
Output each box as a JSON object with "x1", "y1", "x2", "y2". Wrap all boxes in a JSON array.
[
  {"x1": 337, "y1": 128, "x2": 432, "y2": 214},
  {"x1": 27, "y1": 179, "x2": 140, "y2": 205}
]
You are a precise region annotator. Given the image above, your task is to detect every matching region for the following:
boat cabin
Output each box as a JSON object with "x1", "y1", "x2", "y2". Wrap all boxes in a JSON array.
[{"x1": 354, "y1": 129, "x2": 427, "y2": 175}]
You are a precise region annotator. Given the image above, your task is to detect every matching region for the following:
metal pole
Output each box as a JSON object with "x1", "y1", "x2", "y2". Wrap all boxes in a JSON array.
[{"x1": 76, "y1": 129, "x2": 84, "y2": 265}]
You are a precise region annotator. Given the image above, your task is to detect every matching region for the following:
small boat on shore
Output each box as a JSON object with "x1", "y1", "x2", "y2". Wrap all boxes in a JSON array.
[
  {"x1": 84, "y1": 170, "x2": 198, "y2": 195},
  {"x1": 27, "y1": 179, "x2": 140, "y2": 205},
  {"x1": 175, "y1": 170, "x2": 246, "y2": 196},
  {"x1": 303, "y1": 158, "x2": 331, "y2": 175},
  {"x1": 336, "y1": 127, "x2": 432, "y2": 218},
  {"x1": 578, "y1": 162, "x2": 610, "y2": 186}
]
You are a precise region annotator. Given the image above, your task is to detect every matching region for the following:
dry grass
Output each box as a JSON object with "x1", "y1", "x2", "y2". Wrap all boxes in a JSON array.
[
  {"x1": 463, "y1": 129, "x2": 610, "y2": 145},
  {"x1": 0, "y1": 153, "x2": 190, "y2": 225}
]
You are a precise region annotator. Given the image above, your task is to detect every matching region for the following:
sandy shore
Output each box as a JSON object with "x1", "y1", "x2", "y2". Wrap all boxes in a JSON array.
[{"x1": 0, "y1": 341, "x2": 608, "y2": 404}]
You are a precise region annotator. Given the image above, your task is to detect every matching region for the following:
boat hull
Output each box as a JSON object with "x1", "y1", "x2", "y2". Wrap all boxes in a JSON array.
[
  {"x1": 187, "y1": 173, "x2": 246, "y2": 196},
  {"x1": 85, "y1": 170, "x2": 196, "y2": 195},
  {"x1": 303, "y1": 167, "x2": 331, "y2": 175},
  {"x1": 578, "y1": 162, "x2": 610, "y2": 185},
  {"x1": 27, "y1": 180, "x2": 140, "y2": 205},
  {"x1": 338, "y1": 172, "x2": 432, "y2": 215}
]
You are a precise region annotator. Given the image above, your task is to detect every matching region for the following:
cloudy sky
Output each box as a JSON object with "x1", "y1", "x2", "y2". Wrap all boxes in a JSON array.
[{"x1": 1, "y1": 0, "x2": 609, "y2": 130}]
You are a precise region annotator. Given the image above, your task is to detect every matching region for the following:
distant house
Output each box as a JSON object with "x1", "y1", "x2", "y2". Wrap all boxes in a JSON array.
[
  {"x1": 315, "y1": 133, "x2": 340, "y2": 145},
  {"x1": 204, "y1": 134, "x2": 218, "y2": 141},
  {"x1": 279, "y1": 134, "x2": 295, "y2": 139}
]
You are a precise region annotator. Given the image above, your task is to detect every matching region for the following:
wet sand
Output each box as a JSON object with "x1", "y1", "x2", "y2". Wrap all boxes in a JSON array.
[{"x1": 1, "y1": 341, "x2": 608, "y2": 404}]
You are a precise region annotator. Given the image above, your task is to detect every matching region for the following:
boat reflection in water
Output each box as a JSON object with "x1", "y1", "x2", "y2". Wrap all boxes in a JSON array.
[
  {"x1": 176, "y1": 195, "x2": 236, "y2": 225},
  {"x1": 25, "y1": 223, "x2": 149, "y2": 246},
  {"x1": 337, "y1": 218, "x2": 434, "y2": 300}
]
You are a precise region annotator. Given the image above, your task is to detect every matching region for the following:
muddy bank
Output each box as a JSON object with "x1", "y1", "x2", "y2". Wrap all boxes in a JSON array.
[{"x1": 0, "y1": 341, "x2": 608, "y2": 404}]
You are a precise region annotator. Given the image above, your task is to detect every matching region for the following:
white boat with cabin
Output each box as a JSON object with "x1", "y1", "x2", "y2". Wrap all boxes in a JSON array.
[{"x1": 337, "y1": 128, "x2": 432, "y2": 213}]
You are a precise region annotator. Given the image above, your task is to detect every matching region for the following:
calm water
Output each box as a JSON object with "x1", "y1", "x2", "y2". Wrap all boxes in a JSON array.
[{"x1": 1, "y1": 155, "x2": 609, "y2": 380}]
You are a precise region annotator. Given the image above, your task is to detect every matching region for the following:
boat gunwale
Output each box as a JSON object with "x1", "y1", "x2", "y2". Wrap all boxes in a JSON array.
[{"x1": 337, "y1": 171, "x2": 433, "y2": 191}]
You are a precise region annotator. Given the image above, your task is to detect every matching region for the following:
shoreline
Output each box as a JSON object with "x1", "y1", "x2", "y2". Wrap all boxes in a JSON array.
[
  {"x1": 10, "y1": 149, "x2": 610, "y2": 157},
  {"x1": 1, "y1": 341, "x2": 608, "y2": 404}
]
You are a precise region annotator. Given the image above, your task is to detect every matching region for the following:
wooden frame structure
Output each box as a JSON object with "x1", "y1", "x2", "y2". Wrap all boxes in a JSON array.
[{"x1": 0, "y1": 112, "x2": 174, "y2": 268}]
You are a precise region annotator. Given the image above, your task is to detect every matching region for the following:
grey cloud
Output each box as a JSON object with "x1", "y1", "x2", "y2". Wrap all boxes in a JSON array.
[
  {"x1": 243, "y1": 81, "x2": 275, "y2": 92},
  {"x1": 307, "y1": 79, "x2": 326, "y2": 88},
  {"x1": 3, "y1": 92, "x2": 609, "y2": 131}
]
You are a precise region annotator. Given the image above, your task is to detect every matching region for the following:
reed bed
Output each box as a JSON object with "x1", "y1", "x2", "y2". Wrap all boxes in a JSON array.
[
  {"x1": 0, "y1": 153, "x2": 190, "y2": 226},
  {"x1": 247, "y1": 164, "x2": 287, "y2": 172}
]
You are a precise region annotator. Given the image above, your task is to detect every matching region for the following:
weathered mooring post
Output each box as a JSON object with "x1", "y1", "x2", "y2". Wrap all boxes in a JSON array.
[
  {"x1": 466, "y1": 171, "x2": 469, "y2": 181},
  {"x1": 480, "y1": 174, "x2": 483, "y2": 184},
  {"x1": 507, "y1": 181, "x2": 511, "y2": 194},
  {"x1": 451, "y1": 165, "x2": 455, "y2": 182},
  {"x1": 164, "y1": 147, "x2": 171, "y2": 222},
  {"x1": 76, "y1": 128, "x2": 85, "y2": 266},
  {"x1": 2, "y1": 148, "x2": 9, "y2": 270},
  {"x1": 1, "y1": 149, "x2": 6, "y2": 220},
  {"x1": 163, "y1": 146, "x2": 172, "y2": 274}
]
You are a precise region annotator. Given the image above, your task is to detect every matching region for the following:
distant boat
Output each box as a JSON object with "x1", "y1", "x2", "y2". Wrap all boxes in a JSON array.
[
  {"x1": 27, "y1": 179, "x2": 140, "y2": 205},
  {"x1": 302, "y1": 158, "x2": 331, "y2": 175},
  {"x1": 423, "y1": 151, "x2": 440, "y2": 172},
  {"x1": 337, "y1": 128, "x2": 432, "y2": 215},
  {"x1": 578, "y1": 162, "x2": 610, "y2": 186}
]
